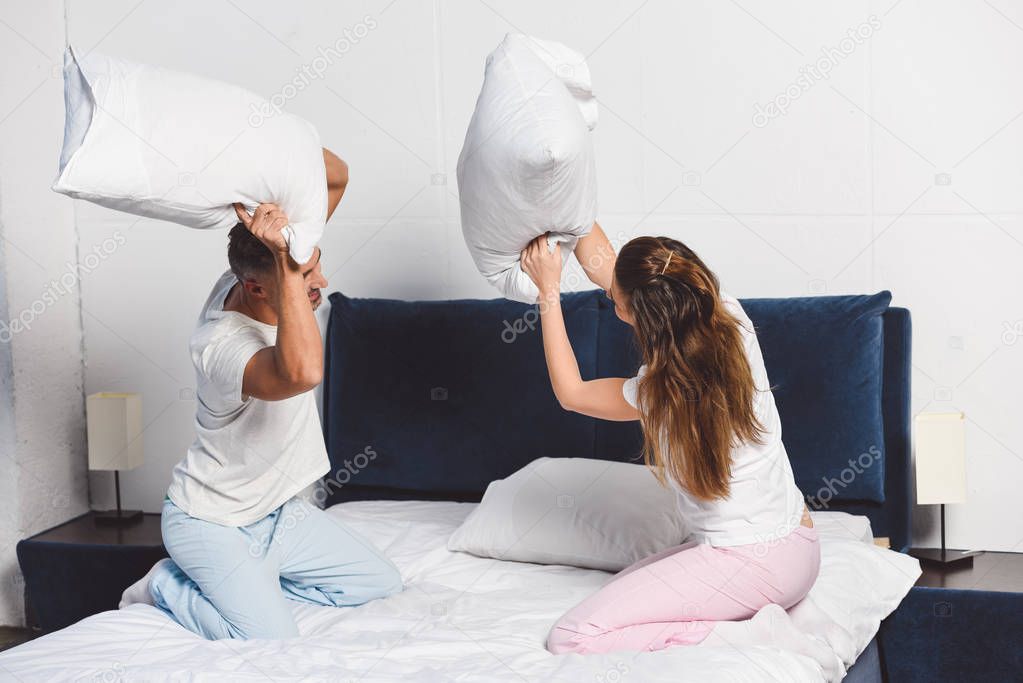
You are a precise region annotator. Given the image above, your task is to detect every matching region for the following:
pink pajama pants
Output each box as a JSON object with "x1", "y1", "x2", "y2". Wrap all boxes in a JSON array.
[{"x1": 547, "y1": 524, "x2": 821, "y2": 655}]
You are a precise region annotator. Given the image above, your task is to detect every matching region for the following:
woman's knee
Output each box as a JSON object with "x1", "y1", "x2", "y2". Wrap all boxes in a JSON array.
[
  {"x1": 546, "y1": 613, "x2": 602, "y2": 655},
  {"x1": 546, "y1": 625, "x2": 580, "y2": 655}
]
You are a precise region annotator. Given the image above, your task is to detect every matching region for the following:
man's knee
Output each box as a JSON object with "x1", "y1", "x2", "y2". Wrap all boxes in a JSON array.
[
  {"x1": 219, "y1": 593, "x2": 301, "y2": 640},
  {"x1": 319, "y1": 558, "x2": 402, "y2": 605},
  {"x1": 228, "y1": 617, "x2": 299, "y2": 640}
]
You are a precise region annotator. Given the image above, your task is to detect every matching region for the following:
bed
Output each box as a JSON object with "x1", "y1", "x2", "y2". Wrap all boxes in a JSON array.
[{"x1": 0, "y1": 289, "x2": 920, "y2": 681}]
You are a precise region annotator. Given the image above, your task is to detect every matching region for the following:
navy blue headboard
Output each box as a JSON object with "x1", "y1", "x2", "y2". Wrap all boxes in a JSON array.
[{"x1": 322, "y1": 290, "x2": 912, "y2": 550}]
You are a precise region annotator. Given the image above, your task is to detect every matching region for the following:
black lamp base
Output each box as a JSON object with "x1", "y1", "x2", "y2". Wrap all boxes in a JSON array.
[
  {"x1": 93, "y1": 509, "x2": 143, "y2": 526},
  {"x1": 93, "y1": 469, "x2": 141, "y2": 526},
  {"x1": 908, "y1": 547, "x2": 984, "y2": 566},
  {"x1": 910, "y1": 503, "x2": 983, "y2": 566}
]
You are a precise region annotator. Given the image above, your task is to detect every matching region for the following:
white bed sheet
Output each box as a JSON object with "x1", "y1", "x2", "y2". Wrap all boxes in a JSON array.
[{"x1": 0, "y1": 501, "x2": 920, "y2": 682}]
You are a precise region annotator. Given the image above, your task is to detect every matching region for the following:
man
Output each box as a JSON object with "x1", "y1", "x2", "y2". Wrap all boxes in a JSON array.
[{"x1": 119, "y1": 150, "x2": 403, "y2": 640}]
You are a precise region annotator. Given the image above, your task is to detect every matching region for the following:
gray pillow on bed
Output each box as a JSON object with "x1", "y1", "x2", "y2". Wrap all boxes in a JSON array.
[{"x1": 447, "y1": 457, "x2": 687, "y2": 571}]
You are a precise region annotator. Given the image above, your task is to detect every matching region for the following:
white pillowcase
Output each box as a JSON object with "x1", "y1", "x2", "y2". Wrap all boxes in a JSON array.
[
  {"x1": 53, "y1": 46, "x2": 327, "y2": 265},
  {"x1": 788, "y1": 533, "x2": 920, "y2": 679},
  {"x1": 456, "y1": 34, "x2": 598, "y2": 304},
  {"x1": 447, "y1": 457, "x2": 686, "y2": 571},
  {"x1": 809, "y1": 511, "x2": 874, "y2": 544}
]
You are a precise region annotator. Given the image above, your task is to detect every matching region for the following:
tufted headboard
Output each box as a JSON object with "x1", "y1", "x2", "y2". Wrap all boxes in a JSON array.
[{"x1": 322, "y1": 289, "x2": 912, "y2": 550}]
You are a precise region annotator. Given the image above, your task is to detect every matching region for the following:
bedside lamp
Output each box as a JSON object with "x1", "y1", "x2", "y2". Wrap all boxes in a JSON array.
[
  {"x1": 87, "y1": 392, "x2": 144, "y2": 526},
  {"x1": 909, "y1": 412, "x2": 982, "y2": 566}
]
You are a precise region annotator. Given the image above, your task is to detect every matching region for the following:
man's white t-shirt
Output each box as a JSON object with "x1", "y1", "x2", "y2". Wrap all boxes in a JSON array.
[
  {"x1": 167, "y1": 270, "x2": 330, "y2": 527},
  {"x1": 622, "y1": 293, "x2": 806, "y2": 547}
]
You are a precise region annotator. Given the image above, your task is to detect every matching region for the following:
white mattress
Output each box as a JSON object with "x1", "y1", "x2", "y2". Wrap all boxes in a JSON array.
[{"x1": 0, "y1": 502, "x2": 920, "y2": 682}]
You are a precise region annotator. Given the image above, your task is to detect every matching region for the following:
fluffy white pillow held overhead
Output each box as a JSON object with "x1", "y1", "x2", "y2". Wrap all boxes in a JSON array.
[
  {"x1": 457, "y1": 34, "x2": 599, "y2": 304},
  {"x1": 53, "y1": 46, "x2": 327, "y2": 265},
  {"x1": 448, "y1": 457, "x2": 687, "y2": 571}
]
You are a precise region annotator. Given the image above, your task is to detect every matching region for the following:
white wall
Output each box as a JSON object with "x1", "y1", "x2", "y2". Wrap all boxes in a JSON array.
[
  {"x1": 0, "y1": 0, "x2": 91, "y2": 625},
  {"x1": 58, "y1": 0, "x2": 1023, "y2": 556}
]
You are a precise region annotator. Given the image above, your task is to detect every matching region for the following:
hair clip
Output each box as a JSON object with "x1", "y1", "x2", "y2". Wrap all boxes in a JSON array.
[{"x1": 660, "y1": 251, "x2": 673, "y2": 275}]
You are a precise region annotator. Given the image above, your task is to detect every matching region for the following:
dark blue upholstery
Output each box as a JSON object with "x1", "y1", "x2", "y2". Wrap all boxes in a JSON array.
[
  {"x1": 843, "y1": 637, "x2": 882, "y2": 683},
  {"x1": 16, "y1": 538, "x2": 167, "y2": 633},
  {"x1": 878, "y1": 587, "x2": 1023, "y2": 681},
  {"x1": 323, "y1": 287, "x2": 911, "y2": 552},
  {"x1": 323, "y1": 291, "x2": 599, "y2": 501},
  {"x1": 741, "y1": 292, "x2": 892, "y2": 503},
  {"x1": 827, "y1": 307, "x2": 913, "y2": 551},
  {"x1": 592, "y1": 295, "x2": 643, "y2": 463}
]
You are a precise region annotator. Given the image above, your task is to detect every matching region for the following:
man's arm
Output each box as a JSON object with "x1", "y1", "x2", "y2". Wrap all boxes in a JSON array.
[
  {"x1": 574, "y1": 222, "x2": 616, "y2": 291},
  {"x1": 234, "y1": 203, "x2": 323, "y2": 401},
  {"x1": 324, "y1": 148, "x2": 348, "y2": 221}
]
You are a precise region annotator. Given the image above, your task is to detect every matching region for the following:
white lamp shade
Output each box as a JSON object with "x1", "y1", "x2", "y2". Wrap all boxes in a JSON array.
[
  {"x1": 914, "y1": 412, "x2": 967, "y2": 505},
  {"x1": 86, "y1": 392, "x2": 144, "y2": 471}
]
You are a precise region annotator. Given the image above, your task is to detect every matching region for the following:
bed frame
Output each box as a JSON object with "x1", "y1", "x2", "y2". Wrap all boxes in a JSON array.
[
  {"x1": 321, "y1": 288, "x2": 912, "y2": 681},
  {"x1": 322, "y1": 290, "x2": 910, "y2": 547}
]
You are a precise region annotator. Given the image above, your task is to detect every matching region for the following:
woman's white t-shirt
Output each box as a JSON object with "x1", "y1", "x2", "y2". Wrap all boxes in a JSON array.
[
  {"x1": 167, "y1": 270, "x2": 329, "y2": 527},
  {"x1": 622, "y1": 293, "x2": 806, "y2": 547}
]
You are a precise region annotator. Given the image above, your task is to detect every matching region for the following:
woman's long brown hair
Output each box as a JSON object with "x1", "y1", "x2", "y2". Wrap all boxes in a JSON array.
[{"x1": 615, "y1": 237, "x2": 763, "y2": 501}]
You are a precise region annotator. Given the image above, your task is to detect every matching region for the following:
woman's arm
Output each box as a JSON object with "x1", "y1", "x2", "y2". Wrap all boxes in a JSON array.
[
  {"x1": 521, "y1": 235, "x2": 639, "y2": 422},
  {"x1": 573, "y1": 222, "x2": 616, "y2": 291}
]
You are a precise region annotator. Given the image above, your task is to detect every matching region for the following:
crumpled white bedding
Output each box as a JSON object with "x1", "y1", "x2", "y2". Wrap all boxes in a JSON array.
[{"x1": 0, "y1": 501, "x2": 920, "y2": 682}]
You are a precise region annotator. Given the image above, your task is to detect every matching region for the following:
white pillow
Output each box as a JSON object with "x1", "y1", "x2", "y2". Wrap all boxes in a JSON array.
[
  {"x1": 456, "y1": 34, "x2": 598, "y2": 304},
  {"x1": 789, "y1": 534, "x2": 921, "y2": 678},
  {"x1": 447, "y1": 457, "x2": 686, "y2": 571},
  {"x1": 809, "y1": 511, "x2": 874, "y2": 544},
  {"x1": 52, "y1": 46, "x2": 326, "y2": 265}
]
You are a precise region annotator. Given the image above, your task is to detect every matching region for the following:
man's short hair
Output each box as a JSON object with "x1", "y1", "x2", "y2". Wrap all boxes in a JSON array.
[{"x1": 228, "y1": 223, "x2": 275, "y2": 281}]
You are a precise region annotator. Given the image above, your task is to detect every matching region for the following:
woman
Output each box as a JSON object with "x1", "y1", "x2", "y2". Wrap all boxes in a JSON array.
[{"x1": 521, "y1": 228, "x2": 832, "y2": 663}]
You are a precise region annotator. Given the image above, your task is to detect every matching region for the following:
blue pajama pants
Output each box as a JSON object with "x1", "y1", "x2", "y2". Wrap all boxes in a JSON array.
[{"x1": 150, "y1": 496, "x2": 403, "y2": 640}]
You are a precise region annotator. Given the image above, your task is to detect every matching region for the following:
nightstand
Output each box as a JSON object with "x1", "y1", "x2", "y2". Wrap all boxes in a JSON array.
[
  {"x1": 17, "y1": 512, "x2": 166, "y2": 633},
  {"x1": 878, "y1": 552, "x2": 1023, "y2": 682}
]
